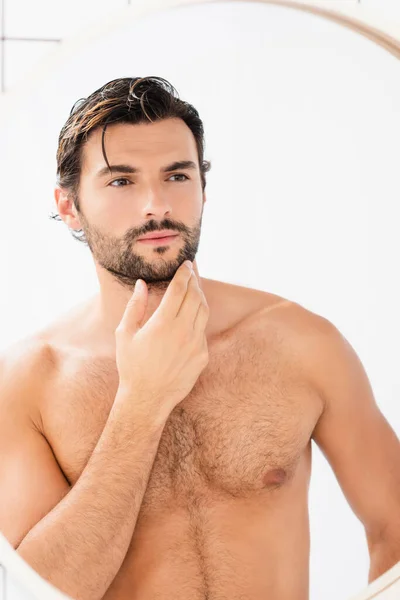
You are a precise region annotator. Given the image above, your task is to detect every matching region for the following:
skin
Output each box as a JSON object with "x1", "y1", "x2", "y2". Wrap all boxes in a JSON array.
[
  {"x1": 1, "y1": 117, "x2": 399, "y2": 599},
  {"x1": 59, "y1": 117, "x2": 208, "y2": 343}
]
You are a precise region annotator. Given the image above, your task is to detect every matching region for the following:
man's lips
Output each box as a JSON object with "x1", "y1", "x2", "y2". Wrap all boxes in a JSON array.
[
  {"x1": 137, "y1": 232, "x2": 179, "y2": 245},
  {"x1": 138, "y1": 230, "x2": 178, "y2": 240}
]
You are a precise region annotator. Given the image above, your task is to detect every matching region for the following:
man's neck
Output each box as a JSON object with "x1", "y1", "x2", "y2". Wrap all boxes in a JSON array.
[{"x1": 91, "y1": 261, "x2": 216, "y2": 348}]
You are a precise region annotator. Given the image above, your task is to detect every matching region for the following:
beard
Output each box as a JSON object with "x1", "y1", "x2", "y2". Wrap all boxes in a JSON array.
[{"x1": 77, "y1": 210, "x2": 203, "y2": 293}]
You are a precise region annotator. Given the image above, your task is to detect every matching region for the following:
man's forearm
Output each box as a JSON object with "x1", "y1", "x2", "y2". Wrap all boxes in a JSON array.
[
  {"x1": 368, "y1": 536, "x2": 400, "y2": 583},
  {"x1": 17, "y1": 391, "x2": 168, "y2": 600}
]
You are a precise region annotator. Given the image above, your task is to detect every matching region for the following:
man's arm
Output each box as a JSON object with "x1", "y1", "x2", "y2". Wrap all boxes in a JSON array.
[
  {"x1": 305, "y1": 315, "x2": 400, "y2": 583},
  {"x1": 0, "y1": 342, "x2": 169, "y2": 600}
]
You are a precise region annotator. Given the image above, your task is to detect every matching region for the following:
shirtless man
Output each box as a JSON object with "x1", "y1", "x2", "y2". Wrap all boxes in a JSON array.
[{"x1": 0, "y1": 76, "x2": 399, "y2": 600}]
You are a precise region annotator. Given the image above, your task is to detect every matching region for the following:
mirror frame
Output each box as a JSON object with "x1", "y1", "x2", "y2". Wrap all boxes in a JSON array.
[{"x1": 0, "y1": 1, "x2": 399, "y2": 599}]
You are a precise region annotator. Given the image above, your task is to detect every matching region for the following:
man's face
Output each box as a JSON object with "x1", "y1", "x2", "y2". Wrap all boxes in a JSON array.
[{"x1": 74, "y1": 117, "x2": 205, "y2": 291}]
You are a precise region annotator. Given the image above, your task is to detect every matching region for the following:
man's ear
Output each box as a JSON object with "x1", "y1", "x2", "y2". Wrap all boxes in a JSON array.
[{"x1": 54, "y1": 187, "x2": 82, "y2": 230}]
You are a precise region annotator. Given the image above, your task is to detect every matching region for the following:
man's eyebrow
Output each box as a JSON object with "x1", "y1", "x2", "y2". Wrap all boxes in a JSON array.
[{"x1": 95, "y1": 160, "x2": 197, "y2": 179}]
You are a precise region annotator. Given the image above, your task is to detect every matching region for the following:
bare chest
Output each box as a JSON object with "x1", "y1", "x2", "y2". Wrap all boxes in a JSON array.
[{"x1": 42, "y1": 324, "x2": 322, "y2": 511}]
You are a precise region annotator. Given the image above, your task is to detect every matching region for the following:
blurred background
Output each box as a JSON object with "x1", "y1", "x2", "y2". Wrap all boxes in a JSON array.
[
  {"x1": 0, "y1": 1, "x2": 399, "y2": 600},
  {"x1": 1, "y1": 0, "x2": 400, "y2": 93}
]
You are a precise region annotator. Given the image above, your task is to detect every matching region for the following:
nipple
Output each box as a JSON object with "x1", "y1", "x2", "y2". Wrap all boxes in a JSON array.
[{"x1": 263, "y1": 468, "x2": 287, "y2": 487}]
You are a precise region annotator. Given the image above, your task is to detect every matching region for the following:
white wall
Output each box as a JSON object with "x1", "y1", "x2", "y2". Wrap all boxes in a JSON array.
[{"x1": 0, "y1": 3, "x2": 399, "y2": 600}]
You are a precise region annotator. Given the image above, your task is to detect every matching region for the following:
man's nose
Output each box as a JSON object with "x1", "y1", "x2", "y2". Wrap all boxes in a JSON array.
[{"x1": 141, "y1": 187, "x2": 172, "y2": 217}]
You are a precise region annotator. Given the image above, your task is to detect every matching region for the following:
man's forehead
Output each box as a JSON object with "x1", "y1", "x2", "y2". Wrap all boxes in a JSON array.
[{"x1": 83, "y1": 119, "x2": 197, "y2": 171}]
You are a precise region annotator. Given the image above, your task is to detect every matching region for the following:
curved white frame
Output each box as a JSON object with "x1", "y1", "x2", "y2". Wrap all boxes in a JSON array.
[
  {"x1": 0, "y1": 532, "x2": 72, "y2": 599},
  {"x1": 0, "y1": 1, "x2": 399, "y2": 599},
  {"x1": 1, "y1": 0, "x2": 400, "y2": 109},
  {"x1": 348, "y1": 560, "x2": 400, "y2": 600}
]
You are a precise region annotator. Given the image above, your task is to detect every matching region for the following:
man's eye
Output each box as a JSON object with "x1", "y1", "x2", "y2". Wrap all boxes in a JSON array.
[
  {"x1": 169, "y1": 173, "x2": 189, "y2": 182},
  {"x1": 109, "y1": 178, "x2": 130, "y2": 187},
  {"x1": 109, "y1": 174, "x2": 189, "y2": 187}
]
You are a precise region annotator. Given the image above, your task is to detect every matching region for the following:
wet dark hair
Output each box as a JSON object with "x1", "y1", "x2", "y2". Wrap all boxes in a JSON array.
[{"x1": 50, "y1": 76, "x2": 212, "y2": 244}]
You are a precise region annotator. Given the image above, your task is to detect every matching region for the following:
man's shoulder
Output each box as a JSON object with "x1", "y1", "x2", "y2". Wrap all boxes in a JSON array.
[
  {"x1": 0, "y1": 335, "x2": 56, "y2": 379},
  {"x1": 235, "y1": 285, "x2": 338, "y2": 354},
  {"x1": 0, "y1": 336, "x2": 57, "y2": 428},
  {"x1": 211, "y1": 278, "x2": 292, "y2": 322}
]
